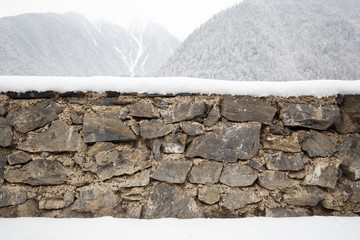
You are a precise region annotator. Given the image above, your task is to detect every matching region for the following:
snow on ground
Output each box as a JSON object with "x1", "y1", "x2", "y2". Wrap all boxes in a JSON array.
[
  {"x1": 1, "y1": 76, "x2": 360, "y2": 97},
  {"x1": 0, "y1": 217, "x2": 359, "y2": 240}
]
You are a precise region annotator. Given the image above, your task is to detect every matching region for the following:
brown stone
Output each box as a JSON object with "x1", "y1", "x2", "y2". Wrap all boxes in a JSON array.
[
  {"x1": 269, "y1": 125, "x2": 291, "y2": 136},
  {"x1": 163, "y1": 102, "x2": 207, "y2": 123},
  {"x1": 303, "y1": 158, "x2": 341, "y2": 189},
  {"x1": 0, "y1": 117, "x2": 12, "y2": 147},
  {"x1": 222, "y1": 190, "x2": 259, "y2": 210},
  {"x1": 220, "y1": 163, "x2": 257, "y2": 187},
  {"x1": 0, "y1": 189, "x2": 28, "y2": 208},
  {"x1": 265, "y1": 208, "x2": 309, "y2": 217},
  {"x1": 338, "y1": 136, "x2": 360, "y2": 180},
  {"x1": 129, "y1": 102, "x2": 159, "y2": 118},
  {"x1": 7, "y1": 151, "x2": 32, "y2": 165},
  {"x1": 87, "y1": 142, "x2": 115, "y2": 157},
  {"x1": 162, "y1": 133, "x2": 187, "y2": 154},
  {"x1": 39, "y1": 192, "x2": 75, "y2": 210},
  {"x1": 151, "y1": 161, "x2": 192, "y2": 184},
  {"x1": 258, "y1": 171, "x2": 295, "y2": 190},
  {"x1": 180, "y1": 122, "x2": 205, "y2": 136},
  {"x1": 266, "y1": 153, "x2": 304, "y2": 171},
  {"x1": 189, "y1": 161, "x2": 223, "y2": 184},
  {"x1": 198, "y1": 186, "x2": 220, "y2": 205},
  {"x1": 335, "y1": 95, "x2": 360, "y2": 134},
  {"x1": 116, "y1": 170, "x2": 150, "y2": 188},
  {"x1": 283, "y1": 186, "x2": 324, "y2": 206},
  {"x1": 139, "y1": 120, "x2": 172, "y2": 139},
  {"x1": 301, "y1": 130, "x2": 337, "y2": 157},
  {"x1": 263, "y1": 133, "x2": 301, "y2": 153},
  {"x1": 71, "y1": 110, "x2": 83, "y2": 125}
]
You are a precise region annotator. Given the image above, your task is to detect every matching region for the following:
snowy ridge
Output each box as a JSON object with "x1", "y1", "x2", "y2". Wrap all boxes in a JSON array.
[{"x1": 1, "y1": 76, "x2": 360, "y2": 97}]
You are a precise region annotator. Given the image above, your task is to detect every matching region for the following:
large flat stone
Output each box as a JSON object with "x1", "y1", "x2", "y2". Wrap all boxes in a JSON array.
[
  {"x1": 335, "y1": 95, "x2": 360, "y2": 134},
  {"x1": 283, "y1": 186, "x2": 324, "y2": 206},
  {"x1": 6, "y1": 100, "x2": 63, "y2": 133},
  {"x1": 222, "y1": 190, "x2": 260, "y2": 210},
  {"x1": 266, "y1": 153, "x2": 304, "y2": 171},
  {"x1": 17, "y1": 120, "x2": 85, "y2": 153},
  {"x1": 189, "y1": 161, "x2": 223, "y2": 184},
  {"x1": 4, "y1": 159, "x2": 67, "y2": 186},
  {"x1": 163, "y1": 102, "x2": 207, "y2": 123},
  {"x1": 186, "y1": 123, "x2": 261, "y2": 162},
  {"x1": 83, "y1": 115, "x2": 136, "y2": 143},
  {"x1": 0, "y1": 117, "x2": 13, "y2": 147},
  {"x1": 303, "y1": 158, "x2": 341, "y2": 188},
  {"x1": 180, "y1": 122, "x2": 205, "y2": 136},
  {"x1": 281, "y1": 104, "x2": 340, "y2": 130},
  {"x1": 129, "y1": 102, "x2": 159, "y2": 118},
  {"x1": 221, "y1": 97, "x2": 277, "y2": 125},
  {"x1": 301, "y1": 130, "x2": 337, "y2": 157},
  {"x1": 139, "y1": 120, "x2": 172, "y2": 139},
  {"x1": 7, "y1": 151, "x2": 32, "y2": 165},
  {"x1": 0, "y1": 189, "x2": 28, "y2": 208},
  {"x1": 263, "y1": 133, "x2": 301, "y2": 153},
  {"x1": 219, "y1": 163, "x2": 257, "y2": 187},
  {"x1": 151, "y1": 161, "x2": 192, "y2": 184},
  {"x1": 338, "y1": 136, "x2": 360, "y2": 180},
  {"x1": 258, "y1": 171, "x2": 296, "y2": 190}
]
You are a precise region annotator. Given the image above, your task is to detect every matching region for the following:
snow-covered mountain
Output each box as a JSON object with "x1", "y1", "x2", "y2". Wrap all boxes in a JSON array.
[
  {"x1": 158, "y1": 0, "x2": 360, "y2": 81},
  {"x1": 0, "y1": 12, "x2": 179, "y2": 76}
]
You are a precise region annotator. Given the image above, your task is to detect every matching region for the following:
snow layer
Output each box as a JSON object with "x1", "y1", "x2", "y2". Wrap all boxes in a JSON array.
[
  {"x1": 1, "y1": 76, "x2": 360, "y2": 97},
  {"x1": 0, "y1": 217, "x2": 359, "y2": 240}
]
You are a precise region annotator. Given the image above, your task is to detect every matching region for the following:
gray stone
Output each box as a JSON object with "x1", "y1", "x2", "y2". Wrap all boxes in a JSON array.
[
  {"x1": 247, "y1": 160, "x2": 266, "y2": 172},
  {"x1": 71, "y1": 110, "x2": 83, "y2": 125},
  {"x1": 153, "y1": 99, "x2": 168, "y2": 109},
  {"x1": 150, "y1": 139, "x2": 162, "y2": 160},
  {"x1": 222, "y1": 190, "x2": 259, "y2": 210},
  {"x1": 198, "y1": 186, "x2": 220, "y2": 205},
  {"x1": 288, "y1": 171, "x2": 306, "y2": 179},
  {"x1": 126, "y1": 205, "x2": 143, "y2": 218},
  {"x1": 162, "y1": 134, "x2": 187, "y2": 154},
  {"x1": 117, "y1": 170, "x2": 150, "y2": 188},
  {"x1": 283, "y1": 186, "x2": 324, "y2": 206},
  {"x1": 87, "y1": 142, "x2": 115, "y2": 157},
  {"x1": 129, "y1": 102, "x2": 159, "y2": 118},
  {"x1": 0, "y1": 105, "x2": 7, "y2": 116},
  {"x1": 0, "y1": 117, "x2": 13, "y2": 147},
  {"x1": 204, "y1": 106, "x2": 221, "y2": 127},
  {"x1": 220, "y1": 164, "x2": 258, "y2": 187},
  {"x1": 266, "y1": 153, "x2": 304, "y2": 171},
  {"x1": 338, "y1": 136, "x2": 360, "y2": 180},
  {"x1": 139, "y1": 120, "x2": 172, "y2": 139},
  {"x1": 163, "y1": 102, "x2": 207, "y2": 123},
  {"x1": 335, "y1": 95, "x2": 360, "y2": 134},
  {"x1": 350, "y1": 185, "x2": 360, "y2": 202},
  {"x1": 269, "y1": 125, "x2": 291, "y2": 136},
  {"x1": 281, "y1": 104, "x2": 340, "y2": 130},
  {"x1": 258, "y1": 171, "x2": 296, "y2": 190},
  {"x1": 17, "y1": 120, "x2": 85, "y2": 153},
  {"x1": 5, "y1": 159, "x2": 67, "y2": 186},
  {"x1": 189, "y1": 161, "x2": 223, "y2": 184},
  {"x1": 0, "y1": 189, "x2": 28, "y2": 208},
  {"x1": 180, "y1": 122, "x2": 205, "y2": 136},
  {"x1": 83, "y1": 115, "x2": 137, "y2": 143},
  {"x1": 263, "y1": 133, "x2": 301, "y2": 153},
  {"x1": 301, "y1": 130, "x2": 337, "y2": 157},
  {"x1": 39, "y1": 192, "x2": 75, "y2": 210},
  {"x1": 92, "y1": 98, "x2": 123, "y2": 106},
  {"x1": 186, "y1": 123, "x2": 261, "y2": 162},
  {"x1": 0, "y1": 154, "x2": 7, "y2": 181},
  {"x1": 265, "y1": 208, "x2": 309, "y2": 217},
  {"x1": 221, "y1": 97, "x2": 277, "y2": 125},
  {"x1": 102, "y1": 111, "x2": 129, "y2": 120},
  {"x1": 322, "y1": 185, "x2": 352, "y2": 211},
  {"x1": 145, "y1": 184, "x2": 203, "y2": 219},
  {"x1": 303, "y1": 159, "x2": 341, "y2": 189},
  {"x1": 7, "y1": 151, "x2": 32, "y2": 165},
  {"x1": 6, "y1": 100, "x2": 63, "y2": 133},
  {"x1": 151, "y1": 161, "x2": 192, "y2": 184}
]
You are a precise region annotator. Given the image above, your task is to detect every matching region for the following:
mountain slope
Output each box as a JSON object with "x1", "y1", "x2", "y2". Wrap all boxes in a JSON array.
[{"x1": 158, "y1": 0, "x2": 360, "y2": 81}]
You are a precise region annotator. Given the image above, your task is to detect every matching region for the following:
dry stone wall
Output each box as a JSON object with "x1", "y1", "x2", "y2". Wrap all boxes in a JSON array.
[{"x1": 0, "y1": 91, "x2": 359, "y2": 218}]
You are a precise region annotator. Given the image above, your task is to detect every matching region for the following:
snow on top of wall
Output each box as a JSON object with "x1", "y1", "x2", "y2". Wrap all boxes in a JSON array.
[{"x1": 1, "y1": 76, "x2": 360, "y2": 97}]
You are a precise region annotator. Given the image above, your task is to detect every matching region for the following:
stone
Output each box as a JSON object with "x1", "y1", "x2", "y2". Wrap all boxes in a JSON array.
[
  {"x1": 0, "y1": 154, "x2": 6, "y2": 181},
  {"x1": 151, "y1": 161, "x2": 192, "y2": 184},
  {"x1": 87, "y1": 142, "x2": 115, "y2": 157},
  {"x1": 301, "y1": 130, "x2": 337, "y2": 157},
  {"x1": 129, "y1": 102, "x2": 159, "y2": 118},
  {"x1": 0, "y1": 189, "x2": 28, "y2": 207},
  {"x1": 17, "y1": 120, "x2": 85, "y2": 153},
  {"x1": 247, "y1": 160, "x2": 266, "y2": 172},
  {"x1": 269, "y1": 125, "x2": 291, "y2": 136},
  {"x1": 198, "y1": 186, "x2": 220, "y2": 205},
  {"x1": 126, "y1": 205, "x2": 143, "y2": 218},
  {"x1": 180, "y1": 122, "x2": 205, "y2": 136},
  {"x1": 163, "y1": 102, "x2": 207, "y2": 123},
  {"x1": 303, "y1": 158, "x2": 341, "y2": 189},
  {"x1": 281, "y1": 104, "x2": 340, "y2": 130},
  {"x1": 186, "y1": 123, "x2": 261, "y2": 162},
  {"x1": 6, "y1": 100, "x2": 63, "y2": 133},
  {"x1": 71, "y1": 110, "x2": 83, "y2": 125},
  {"x1": 220, "y1": 164, "x2": 258, "y2": 187},
  {"x1": 92, "y1": 98, "x2": 123, "y2": 106},
  {"x1": 117, "y1": 170, "x2": 150, "y2": 188},
  {"x1": 83, "y1": 115, "x2": 137, "y2": 143},
  {"x1": 204, "y1": 106, "x2": 221, "y2": 127},
  {"x1": 162, "y1": 134, "x2": 187, "y2": 154},
  {"x1": 335, "y1": 95, "x2": 360, "y2": 134},
  {"x1": 0, "y1": 117, "x2": 13, "y2": 147},
  {"x1": 189, "y1": 161, "x2": 223, "y2": 184},
  {"x1": 139, "y1": 120, "x2": 172, "y2": 139},
  {"x1": 283, "y1": 186, "x2": 324, "y2": 206},
  {"x1": 265, "y1": 208, "x2": 309, "y2": 217},
  {"x1": 322, "y1": 185, "x2": 352, "y2": 211},
  {"x1": 0, "y1": 105, "x2": 7, "y2": 116},
  {"x1": 153, "y1": 99, "x2": 168, "y2": 109},
  {"x1": 6, "y1": 91, "x2": 55, "y2": 99},
  {"x1": 7, "y1": 151, "x2": 32, "y2": 165},
  {"x1": 350, "y1": 185, "x2": 360, "y2": 202},
  {"x1": 258, "y1": 171, "x2": 296, "y2": 190},
  {"x1": 145, "y1": 184, "x2": 203, "y2": 218},
  {"x1": 221, "y1": 97, "x2": 277, "y2": 125},
  {"x1": 5, "y1": 159, "x2": 67, "y2": 186},
  {"x1": 337, "y1": 136, "x2": 360, "y2": 180},
  {"x1": 288, "y1": 171, "x2": 306, "y2": 179},
  {"x1": 222, "y1": 190, "x2": 259, "y2": 210},
  {"x1": 102, "y1": 111, "x2": 129, "y2": 120},
  {"x1": 150, "y1": 139, "x2": 162, "y2": 160},
  {"x1": 39, "y1": 192, "x2": 75, "y2": 210},
  {"x1": 263, "y1": 133, "x2": 301, "y2": 153},
  {"x1": 266, "y1": 153, "x2": 304, "y2": 171}
]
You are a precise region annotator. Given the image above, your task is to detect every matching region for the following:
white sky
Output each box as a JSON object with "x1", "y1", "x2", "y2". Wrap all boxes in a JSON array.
[{"x1": 0, "y1": 0, "x2": 243, "y2": 40}]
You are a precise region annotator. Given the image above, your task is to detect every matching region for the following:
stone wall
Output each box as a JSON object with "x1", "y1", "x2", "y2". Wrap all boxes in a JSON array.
[{"x1": 0, "y1": 91, "x2": 359, "y2": 218}]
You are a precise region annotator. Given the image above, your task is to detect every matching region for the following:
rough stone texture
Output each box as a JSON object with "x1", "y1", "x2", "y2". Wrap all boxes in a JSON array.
[
  {"x1": 222, "y1": 190, "x2": 260, "y2": 210},
  {"x1": 220, "y1": 164, "x2": 257, "y2": 187},
  {"x1": 335, "y1": 95, "x2": 360, "y2": 134},
  {"x1": 0, "y1": 117, "x2": 13, "y2": 147},
  {"x1": 0, "y1": 105, "x2": 7, "y2": 116},
  {"x1": 151, "y1": 161, "x2": 192, "y2": 184},
  {"x1": 129, "y1": 102, "x2": 159, "y2": 118},
  {"x1": 263, "y1": 133, "x2": 301, "y2": 153},
  {"x1": 6, "y1": 91, "x2": 55, "y2": 99},
  {"x1": 189, "y1": 161, "x2": 223, "y2": 184},
  {"x1": 258, "y1": 171, "x2": 296, "y2": 190},
  {"x1": 71, "y1": 110, "x2": 84, "y2": 125},
  {"x1": 281, "y1": 104, "x2": 340, "y2": 130},
  {"x1": 198, "y1": 186, "x2": 220, "y2": 205},
  {"x1": 266, "y1": 153, "x2": 304, "y2": 171},
  {"x1": 17, "y1": 120, "x2": 85, "y2": 153},
  {"x1": 180, "y1": 122, "x2": 205, "y2": 136},
  {"x1": 322, "y1": 185, "x2": 352, "y2": 211},
  {"x1": 350, "y1": 185, "x2": 360, "y2": 203},
  {"x1": 87, "y1": 142, "x2": 115, "y2": 157},
  {"x1": 39, "y1": 192, "x2": 75, "y2": 210},
  {"x1": 139, "y1": 120, "x2": 172, "y2": 139},
  {"x1": 283, "y1": 186, "x2": 324, "y2": 206},
  {"x1": 221, "y1": 97, "x2": 277, "y2": 125},
  {"x1": 204, "y1": 106, "x2": 221, "y2": 127},
  {"x1": 247, "y1": 160, "x2": 266, "y2": 172},
  {"x1": 117, "y1": 170, "x2": 150, "y2": 188},
  {"x1": 303, "y1": 159, "x2": 341, "y2": 189},
  {"x1": 163, "y1": 102, "x2": 207, "y2": 123},
  {"x1": 145, "y1": 184, "x2": 203, "y2": 218},
  {"x1": 162, "y1": 134, "x2": 187, "y2": 154},
  {"x1": 186, "y1": 123, "x2": 261, "y2": 162},
  {"x1": 338, "y1": 136, "x2": 360, "y2": 180},
  {"x1": 301, "y1": 130, "x2": 337, "y2": 157},
  {"x1": 0, "y1": 189, "x2": 28, "y2": 208},
  {"x1": 0, "y1": 154, "x2": 6, "y2": 181},
  {"x1": 4, "y1": 159, "x2": 67, "y2": 186},
  {"x1": 6, "y1": 100, "x2": 63, "y2": 133},
  {"x1": 269, "y1": 125, "x2": 291, "y2": 136},
  {"x1": 265, "y1": 208, "x2": 309, "y2": 217},
  {"x1": 83, "y1": 115, "x2": 137, "y2": 143},
  {"x1": 150, "y1": 139, "x2": 162, "y2": 160},
  {"x1": 7, "y1": 151, "x2": 32, "y2": 165}
]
